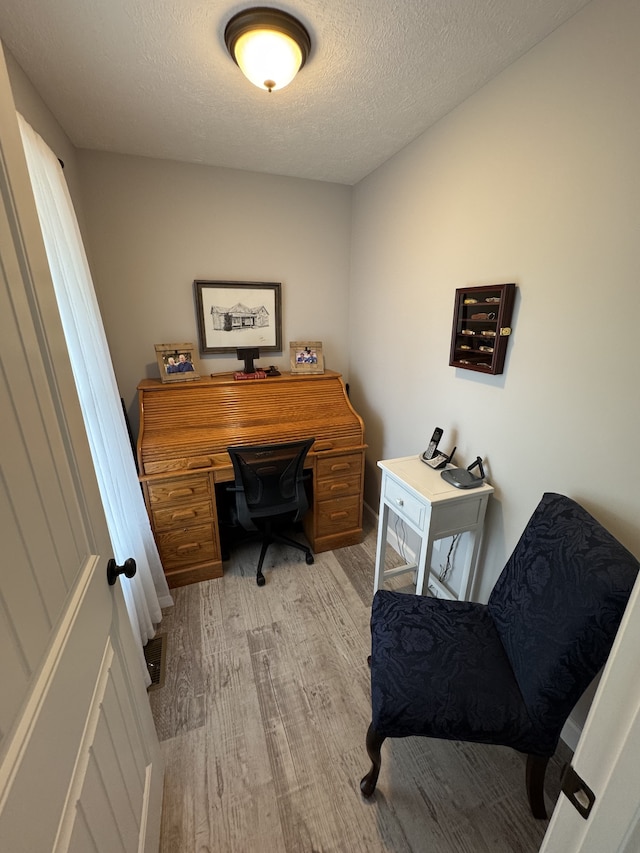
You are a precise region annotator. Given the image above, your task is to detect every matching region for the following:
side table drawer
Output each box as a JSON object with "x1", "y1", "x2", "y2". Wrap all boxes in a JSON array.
[{"x1": 383, "y1": 476, "x2": 426, "y2": 531}]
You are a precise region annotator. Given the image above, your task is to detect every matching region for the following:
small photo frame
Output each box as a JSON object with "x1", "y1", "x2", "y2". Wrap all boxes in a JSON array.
[
  {"x1": 290, "y1": 341, "x2": 324, "y2": 374},
  {"x1": 155, "y1": 343, "x2": 200, "y2": 382}
]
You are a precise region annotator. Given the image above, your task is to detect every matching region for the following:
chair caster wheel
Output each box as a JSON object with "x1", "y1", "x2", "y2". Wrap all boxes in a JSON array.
[
  {"x1": 306, "y1": 553, "x2": 314, "y2": 565},
  {"x1": 256, "y1": 573, "x2": 266, "y2": 587}
]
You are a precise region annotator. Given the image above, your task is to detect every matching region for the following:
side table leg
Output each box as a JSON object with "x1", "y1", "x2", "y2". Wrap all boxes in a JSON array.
[
  {"x1": 415, "y1": 535, "x2": 434, "y2": 596},
  {"x1": 373, "y1": 501, "x2": 390, "y2": 593}
]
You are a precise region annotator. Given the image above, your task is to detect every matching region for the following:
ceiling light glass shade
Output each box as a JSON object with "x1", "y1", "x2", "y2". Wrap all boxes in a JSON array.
[
  {"x1": 225, "y1": 8, "x2": 311, "y2": 93},
  {"x1": 234, "y1": 29, "x2": 302, "y2": 91}
]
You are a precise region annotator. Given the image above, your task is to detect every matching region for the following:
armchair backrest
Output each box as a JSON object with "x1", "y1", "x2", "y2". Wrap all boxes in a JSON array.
[
  {"x1": 227, "y1": 438, "x2": 314, "y2": 530},
  {"x1": 488, "y1": 492, "x2": 638, "y2": 743}
]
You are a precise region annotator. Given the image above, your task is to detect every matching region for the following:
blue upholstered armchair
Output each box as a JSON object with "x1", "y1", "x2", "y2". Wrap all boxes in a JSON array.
[{"x1": 360, "y1": 492, "x2": 638, "y2": 818}]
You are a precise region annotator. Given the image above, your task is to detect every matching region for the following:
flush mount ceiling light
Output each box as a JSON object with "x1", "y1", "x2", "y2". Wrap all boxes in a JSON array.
[{"x1": 224, "y1": 7, "x2": 311, "y2": 93}]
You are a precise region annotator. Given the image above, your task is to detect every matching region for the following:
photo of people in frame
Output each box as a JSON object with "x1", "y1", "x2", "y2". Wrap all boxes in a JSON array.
[
  {"x1": 289, "y1": 341, "x2": 324, "y2": 374},
  {"x1": 296, "y1": 346, "x2": 318, "y2": 364},
  {"x1": 155, "y1": 343, "x2": 200, "y2": 382}
]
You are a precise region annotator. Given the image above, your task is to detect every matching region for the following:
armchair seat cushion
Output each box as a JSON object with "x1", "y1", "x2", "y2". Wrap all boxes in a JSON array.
[{"x1": 370, "y1": 591, "x2": 548, "y2": 754}]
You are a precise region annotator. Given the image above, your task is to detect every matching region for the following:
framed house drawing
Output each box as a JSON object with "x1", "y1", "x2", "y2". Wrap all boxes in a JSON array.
[{"x1": 194, "y1": 280, "x2": 282, "y2": 355}]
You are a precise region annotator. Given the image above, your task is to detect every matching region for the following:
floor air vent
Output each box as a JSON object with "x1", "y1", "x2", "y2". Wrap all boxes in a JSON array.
[{"x1": 143, "y1": 634, "x2": 166, "y2": 691}]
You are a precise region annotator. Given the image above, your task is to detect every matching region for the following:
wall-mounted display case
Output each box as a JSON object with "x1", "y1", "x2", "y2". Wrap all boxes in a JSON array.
[{"x1": 449, "y1": 283, "x2": 516, "y2": 375}]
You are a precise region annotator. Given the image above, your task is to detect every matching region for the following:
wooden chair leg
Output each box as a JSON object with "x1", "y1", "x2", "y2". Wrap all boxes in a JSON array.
[
  {"x1": 360, "y1": 723, "x2": 386, "y2": 798},
  {"x1": 526, "y1": 753, "x2": 550, "y2": 819}
]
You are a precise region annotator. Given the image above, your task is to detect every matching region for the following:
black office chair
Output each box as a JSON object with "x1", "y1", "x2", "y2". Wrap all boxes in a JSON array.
[
  {"x1": 227, "y1": 438, "x2": 315, "y2": 586},
  {"x1": 360, "y1": 492, "x2": 639, "y2": 818}
]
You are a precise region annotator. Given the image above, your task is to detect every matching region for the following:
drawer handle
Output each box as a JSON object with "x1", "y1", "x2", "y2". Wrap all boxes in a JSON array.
[
  {"x1": 171, "y1": 509, "x2": 196, "y2": 521},
  {"x1": 330, "y1": 483, "x2": 349, "y2": 492},
  {"x1": 330, "y1": 463, "x2": 351, "y2": 472},
  {"x1": 168, "y1": 487, "x2": 195, "y2": 498},
  {"x1": 314, "y1": 441, "x2": 334, "y2": 451},
  {"x1": 396, "y1": 498, "x2": 404, "y2": 507},
  {"x1": 176, "y1": 542, "x2": 200, "y2": 553},
  {"x1": 187, "y1": 457, "x2": 211, "y2": 469},
  {"x1": 330, "y1": 511, "x2": 349, "y2": 520}
]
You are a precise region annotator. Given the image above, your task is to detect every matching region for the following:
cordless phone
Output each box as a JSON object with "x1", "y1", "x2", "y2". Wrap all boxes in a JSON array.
[
  {"x1": 420, "y1": 428, "x2": 457, "y2": 470},
  {"x1": 423, "y1": 427, "x2": 443, "y2": 460}
]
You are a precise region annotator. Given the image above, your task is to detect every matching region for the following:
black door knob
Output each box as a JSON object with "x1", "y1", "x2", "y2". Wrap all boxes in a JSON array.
[{"x1": 107, "y1": 557, "x2": 137, "y2": 586}]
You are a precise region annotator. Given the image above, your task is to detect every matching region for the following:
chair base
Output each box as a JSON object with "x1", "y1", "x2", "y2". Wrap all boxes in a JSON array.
[{"x1": 255, "y1": 525, "x2": 314, "y2": 586}]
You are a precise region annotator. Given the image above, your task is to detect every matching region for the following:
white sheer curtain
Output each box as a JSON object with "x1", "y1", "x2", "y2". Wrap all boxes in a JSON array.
[{"x1": 18, "y1": 114, "x2": 173, "y2": 684}]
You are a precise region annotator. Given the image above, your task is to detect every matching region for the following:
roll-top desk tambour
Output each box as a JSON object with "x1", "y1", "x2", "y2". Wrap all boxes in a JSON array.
[{"x1": 137, "y1": 371, "x2": 367, "y2": 588}]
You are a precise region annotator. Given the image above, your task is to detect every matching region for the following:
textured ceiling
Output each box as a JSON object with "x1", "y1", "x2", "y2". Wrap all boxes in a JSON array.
[{"x1": 0, "y1": 0, "x2": 591, "y2": 185}]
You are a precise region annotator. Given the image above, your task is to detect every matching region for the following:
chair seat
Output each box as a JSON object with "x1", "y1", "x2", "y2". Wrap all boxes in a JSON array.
[{"x1": 370, "y1": 590, "x2": 547, "y2": 755}]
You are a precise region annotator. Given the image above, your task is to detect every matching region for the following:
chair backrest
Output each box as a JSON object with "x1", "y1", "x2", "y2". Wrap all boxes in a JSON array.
[
  {"x1": 488, "y1": 492, "x2": 638, "y2": 745},
  {"x1": 227, "y1": 438, "x2": 314, "y2": 530}
]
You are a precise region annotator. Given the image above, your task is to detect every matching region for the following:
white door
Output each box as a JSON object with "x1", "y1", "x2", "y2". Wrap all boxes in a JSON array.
[
  {"x1": 0, "y1": 47, "x2": 163, "y2": 852},
  {"x1": 540, "y1": 573, "x2": 640, "y2": 852}
]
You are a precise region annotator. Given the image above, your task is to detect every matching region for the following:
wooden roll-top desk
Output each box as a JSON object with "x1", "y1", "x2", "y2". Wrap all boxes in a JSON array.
[{"x1": 137, "y1": 371, "x2": 366, "y2": 587}]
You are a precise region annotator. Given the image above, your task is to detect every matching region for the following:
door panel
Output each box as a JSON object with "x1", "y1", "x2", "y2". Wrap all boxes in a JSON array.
[
  {"x1": 540, "y1": 574, "x2": 640, "y2": 852},
  {"x1": 1, "y1": 559, "x2": 131, "y2": 849},
  {"x1": 0, "y1": 42, "x2": 162, "y2": 853},
  {"x1": 56, "y1": 632, "x2": 155, "y2": 852}
]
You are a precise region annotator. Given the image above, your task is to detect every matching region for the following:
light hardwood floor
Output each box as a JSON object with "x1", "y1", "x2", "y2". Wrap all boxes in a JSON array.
[{"x1": 150, "y1": 514, "x2": 565, "y2": 852}]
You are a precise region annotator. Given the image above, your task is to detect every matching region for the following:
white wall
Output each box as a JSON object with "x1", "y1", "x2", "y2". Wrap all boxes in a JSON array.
[
  {"x1": 6, "y1": 49, "x2": 352, "y2": 436},
  {"x1": 75, "y1": 152, "x2": 352, "y2": 432},
  {"x1": 4, "y1": 47, "x2": 85, "y2": 220},
  {"x1": 348, "y1": 0, "x2": 640, "y2": 610}
]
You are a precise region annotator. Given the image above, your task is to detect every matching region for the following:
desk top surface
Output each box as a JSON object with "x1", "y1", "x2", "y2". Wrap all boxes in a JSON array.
[
  {"x1": 378, "y1": 455, "x2": 494, "y2": 502},
  {"x1": 138, "y1": 369, "x2": 344, "y2": 391}
]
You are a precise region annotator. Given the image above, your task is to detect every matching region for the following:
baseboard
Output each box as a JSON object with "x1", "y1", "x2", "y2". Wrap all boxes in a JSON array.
[{"x1": 363, "y1": 500, "x2": 377, "y2": 525}]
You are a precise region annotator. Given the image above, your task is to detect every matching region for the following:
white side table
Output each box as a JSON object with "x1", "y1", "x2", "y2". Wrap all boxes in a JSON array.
[{"x1": 374, "y1": 456, "x2": 494, "y2": 600}]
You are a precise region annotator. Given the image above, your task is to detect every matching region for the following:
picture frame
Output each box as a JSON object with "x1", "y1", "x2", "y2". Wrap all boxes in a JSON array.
[
  {"x1": 290, "y1": 341, "x2": 324, "y2": 374},
  {"x1": 155, "y1": 342, "x2": 200, "y2": 383},
  {"x1": 194, "y1": 280, "x2": 282, "y2": 355}
]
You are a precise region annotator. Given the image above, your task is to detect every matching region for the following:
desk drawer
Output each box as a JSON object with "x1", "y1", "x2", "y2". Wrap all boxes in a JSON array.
[
  {"x1": 144, "y1": 455, "x2": 217, "y2": 475},
  {"x1": 316, "y1": 495, "x2": 361, "y2": 537},
  {"x1": 312, "y1": 438, "x2": 361, "y2": 454},
  {"x1": 383, "y1": 477, "x2": 426, "y2": 531},
  {"x1": 316, "y1": 453, "x2": 362, "y2": 480},
  {"x1": 151, "y1": 499, "x2": 213, "y2": 533},
  {"x1": 315, "y1": 473, "x2": 361, "y2": 501},
  {"x1": 147, "y1": 474, "x2": 210, "y2": 506},
  {"x1": 155, "y1": 523, "x2": 218, "y2": 570}
]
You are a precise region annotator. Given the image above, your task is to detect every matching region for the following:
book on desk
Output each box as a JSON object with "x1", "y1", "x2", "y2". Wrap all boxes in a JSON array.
[{"x1": 233, "y1": 369, "x2": 267, "y2": 380}]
